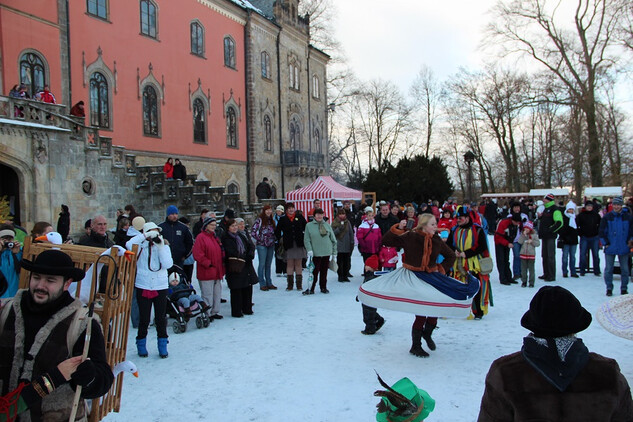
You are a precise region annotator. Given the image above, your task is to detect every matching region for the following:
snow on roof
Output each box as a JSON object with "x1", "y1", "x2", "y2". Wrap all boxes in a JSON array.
[{"x1": 227, "y1": 0, "x2": 264, "y2": 15}]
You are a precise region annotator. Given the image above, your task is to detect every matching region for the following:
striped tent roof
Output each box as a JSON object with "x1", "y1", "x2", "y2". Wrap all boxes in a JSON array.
[
  {"x1": 286, "y1": 176, "x2": 362, "y2": 201},
  {"x1": 285, "y1": 176, "x2": 362, "y2": 221}
]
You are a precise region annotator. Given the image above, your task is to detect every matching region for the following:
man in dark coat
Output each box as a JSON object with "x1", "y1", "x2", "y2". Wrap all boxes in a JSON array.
[
  {"x1": 56, "y1": 204, "x2": 70, "y2": 242},
  {"x1": 0, "y1": 250, "x2": 114, "y2": 421},
  {"x1": 172, "y1": 158, "x2": 187, "y2": 181},
  {"x1": 374, "y1": 202, "x2": 399, "y2": 235},
  {"x1": 576, "y1": 201, "x2": 602, "y2": 276},
  {"x1": 192, "y1": 208, "x2": 209, "y2": 239},
  {"x1": 158, "y1": 205, "x2": 193, "y2": 269},
  {"x1": 478, "y1": 286, "x2": 633, "y2": 421},
  {"x1": 77, "y1": 215, "x2": 114, "y2": 248},
  {"x1": 255, "y1": 177, "x2": 272, "y2": 202}
]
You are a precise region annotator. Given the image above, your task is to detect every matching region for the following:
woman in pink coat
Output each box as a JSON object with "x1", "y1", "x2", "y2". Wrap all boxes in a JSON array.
[
  {"x1": 193, "y1": 217, "x2": 225, "y2": 319},
  {"x1": 356, "y1": 207, "x2": 382, "y2": 263}
]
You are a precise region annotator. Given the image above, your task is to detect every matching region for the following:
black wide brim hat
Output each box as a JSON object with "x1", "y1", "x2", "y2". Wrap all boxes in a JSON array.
[
  {"x1": 521, "y1": 286, "x2": 592, "y2": 338},
  {"x1": 21, "y1": 250, "x2": 85, "y2": 281}
]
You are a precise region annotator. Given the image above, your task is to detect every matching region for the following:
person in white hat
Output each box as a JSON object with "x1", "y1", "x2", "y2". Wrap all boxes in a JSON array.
[{"x1": 126, "y1": 222, "x2": 173, "y2": 358}]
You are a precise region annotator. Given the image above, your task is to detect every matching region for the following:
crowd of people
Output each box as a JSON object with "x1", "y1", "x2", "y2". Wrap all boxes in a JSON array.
[{"x1": 1, "y1": 192, "x2": 632, "y2": 420}]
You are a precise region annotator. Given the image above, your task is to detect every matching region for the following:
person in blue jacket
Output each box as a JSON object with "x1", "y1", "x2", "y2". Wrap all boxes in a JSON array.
[
  {"x1": 0, "y1": 225, "x2": 22, "y2": 298},
  {"x1": 599, "y1": 196, "x2": 633, "y2": 296}
]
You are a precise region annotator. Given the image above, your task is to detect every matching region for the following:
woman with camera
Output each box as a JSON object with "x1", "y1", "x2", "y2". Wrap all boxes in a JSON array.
[{"x1": 126, "y1": 222, "x2": 173, "y2": 358}]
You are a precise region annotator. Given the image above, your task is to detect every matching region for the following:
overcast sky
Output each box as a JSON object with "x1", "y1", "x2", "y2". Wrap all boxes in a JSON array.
[{"x1": 333, "y1": 0, "x2": 498, "y2": 93}]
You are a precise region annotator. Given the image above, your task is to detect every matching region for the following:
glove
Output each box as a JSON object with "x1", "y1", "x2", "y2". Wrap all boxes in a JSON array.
[
  {"x1": 307, "y1": 251, "x2": 314, "y2": 259},
  {"x1": 331, "y1": 254, "x2": 336, "y2": 260},
  {"x1": 71, "y1": 359, "x2": 96, "y2": 388},
  {"x1": 388, "y1": 256, "x2": 399, "y2": 264}
]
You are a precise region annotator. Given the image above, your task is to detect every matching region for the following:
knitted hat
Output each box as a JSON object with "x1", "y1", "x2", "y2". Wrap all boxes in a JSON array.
[
  {"x1": 521, "y1": 286, "x2": 592, "y2": 338},
  {"x1": 166, "y1": 205, "x2": 179, "y2": 216},
  {"x1": 523, "y1": 221, "x2": 534, "y2": 231},
  {"x1": 596, "y1": 295, "x2": 633, "y2": 340},
  {"x1": 276, "y1": 205, "x2": 285, "y2": 212},
  {"x1": 201, "y1": 217, "x2": 216, "y2": 231},
  {"x1": 132, "y1": 216, "x2": 146, "y2": 231},
  {"x1": 224, "y1": 208, "x2": 235, "y2": 219},
  {"x1": 364, "y1": 206, "x2": 374, "y2": 214},
  {"x1": 612, "y1": 196, "x2": 624, "y2": 205},
  {"x1": 365, "y1": 255, "x2": 380, "y2": 271},
  {"x1": 21, "y1": 250, "x2": 85, "y2": 281},
  {"x1": 544, "y1": 193, "x2": 555, "y2": 202}
]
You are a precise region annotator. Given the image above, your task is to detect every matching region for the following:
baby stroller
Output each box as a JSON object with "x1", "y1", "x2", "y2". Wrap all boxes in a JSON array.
[{"x1": 167, "y1": 265, "x2": 211, "y2": 333}]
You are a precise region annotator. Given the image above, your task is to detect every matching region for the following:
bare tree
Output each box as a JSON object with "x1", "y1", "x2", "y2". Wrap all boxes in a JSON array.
[
  {"x1": 448, "y1": 67, "x2": 533, "y2": 191},
  {"x1": 349, "y1": 79, "x2": 412, "y2": 173},
  {"x1": 410, "y1": 66, "x2": 442, "y2": 158},
  {"x1": 487, "y1": 0, "x2": 627, "y2": 186}
]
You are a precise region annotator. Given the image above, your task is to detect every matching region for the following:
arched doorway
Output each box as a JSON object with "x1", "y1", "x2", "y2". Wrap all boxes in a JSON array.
[{"x1": 0, "y1": 164, "x2": 21, "y2": 226}]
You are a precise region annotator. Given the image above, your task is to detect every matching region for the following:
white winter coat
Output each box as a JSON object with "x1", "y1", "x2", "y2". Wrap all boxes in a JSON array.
[{"x1": 126, "y1": 233, "x2": 173, "y2": 291}]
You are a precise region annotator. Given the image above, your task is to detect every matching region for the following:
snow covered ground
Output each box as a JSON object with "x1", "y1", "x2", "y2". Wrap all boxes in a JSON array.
[{"x1": 103, "y1": 236, "x2": 632, "y2": 421}]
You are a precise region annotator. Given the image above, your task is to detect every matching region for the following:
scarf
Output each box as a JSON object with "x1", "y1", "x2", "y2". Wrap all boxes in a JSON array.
[
  {"x1": 286, "y1": 211, "x2": 296, "y2": 221},
  {"x1": 453, "y1": 224, "x2": 493, "y2": 314},
  {"x1": 365, "y1": 218, "x2": 375, "y2": 225},
  {"x1": 565, "y1": 201, "x2": 577, "y2": 229},
  {"x1": 317, "y1": 221, "x2": 328, "y2": 237},
  {"x1": 521, "y1": 334, "x2": 589, "y2": 392},
  {"x1": 229, "y1": 231, "x2": 245, "y2": 255}
]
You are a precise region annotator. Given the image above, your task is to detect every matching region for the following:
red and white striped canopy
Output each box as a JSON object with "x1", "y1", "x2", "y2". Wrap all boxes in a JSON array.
[{"x1": 285, "y1": 176, "x2": 362, "y2": 221}]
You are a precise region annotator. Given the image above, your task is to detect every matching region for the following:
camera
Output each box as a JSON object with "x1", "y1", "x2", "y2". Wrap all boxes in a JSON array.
[
  {"x1": 2, "y1": 241, "x2": 15, "y2": 249},
  {"x1": 406, "y1": 219, "x2": 414, "y2": 230},
  {"x1": 151, "y1": 236, "x2": 162, "y2": 245}
]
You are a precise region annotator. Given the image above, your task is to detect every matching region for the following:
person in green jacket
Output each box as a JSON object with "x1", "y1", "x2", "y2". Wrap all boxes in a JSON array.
[{"x1": 303, "y1": 208, "x2": 337, "y2": 294}]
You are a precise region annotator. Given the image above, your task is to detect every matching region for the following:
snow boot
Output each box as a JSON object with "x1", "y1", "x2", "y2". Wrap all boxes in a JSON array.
[
  {"x1": 422, "y1": 324, "x2": 437, "y2": 351},
  {"x1": 296, "y1": 275, "x2": 303, "y2": 290},
  {"x1": 409, "y1": 329, "x2": 429, "y2": 358},
  {"x1": 136, "y1": 338, "x2": 148, "y2": 358},
  {"x1": 200, "y1": 302, "x2": 211, "y2": 313},
  {"x1": 184, "y1": 307, "x2": 193, "y2": 318},
  {"x1": 157, "y1": 337, "x2": 169, "y2": 358},
  {"x1": 286, "y1": 275, "x2": 294, "y2": 291}
]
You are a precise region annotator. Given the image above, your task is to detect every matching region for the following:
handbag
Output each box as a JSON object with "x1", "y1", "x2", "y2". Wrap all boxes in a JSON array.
[
  {"x1": 329, "y1": 259, "x2": 338, "y2": 272},
  {"x1": 478, "y1": 256, "x2": 494, "y2": 275},
  {"x1": 275, "y1": 242, "x2": 285, "y2": 259},
  {"x1": 227, "y1": 257, "x2": 246, "y2": 273}
]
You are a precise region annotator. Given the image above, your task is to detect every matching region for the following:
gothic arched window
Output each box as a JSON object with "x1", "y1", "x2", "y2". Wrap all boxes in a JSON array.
[
  {"x1": 19, "y1": 52, "x2": 46, "y2": 98},
  {"x1": 89, "y1": 72, "x2": 110, "y2": 128},
  {"x1": 193, "y1": 98, "x2": 206, "y2": 143},
  {"x1": 142, "y1": 85, "x2": 159, "y2": 136},
  {"x1": 226, "y1": 106, "x2": 237, "y2": 147}
]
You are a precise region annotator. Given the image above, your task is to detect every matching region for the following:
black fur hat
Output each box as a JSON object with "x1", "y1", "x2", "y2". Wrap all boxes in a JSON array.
[{"x1": 521, "y1": 286, "x2": 592, "y2": 338}]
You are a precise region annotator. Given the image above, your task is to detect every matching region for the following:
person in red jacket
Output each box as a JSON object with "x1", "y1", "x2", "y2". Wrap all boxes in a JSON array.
[
  {"x1": 192, "y1": 217, "x2": 225, "y2": 320},
  {"x1": 163, "y1": 157, "x2": 174, "y2": 179},
  {"x1": 494, "y1": 214, "x2": 522, "y2": 285},
  {"x1": 437, "y1": 208, "x2": 456, "y2": 230}
]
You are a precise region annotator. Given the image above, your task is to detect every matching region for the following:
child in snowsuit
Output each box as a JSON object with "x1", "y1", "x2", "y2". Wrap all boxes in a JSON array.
[
  {"x1": 517, "y1": 221, "x2": 540, "y2": 287},
  {"x1": 169, "y1": 275, "x2": 210, "y2": 317},
  {"x1": 361, "y1": 255, "x2": 385, "y2": 335},
  {"x1": 379, "y1": 245, "x2": 398, "y2": 272}
]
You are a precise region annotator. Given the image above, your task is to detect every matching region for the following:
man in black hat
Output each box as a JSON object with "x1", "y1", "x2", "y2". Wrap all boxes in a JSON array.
[
  {"x1": 0, "y1": 250, "x2": 114, "y2": 421},
  {"x1": 478, "y1": 286, "x2": 633, "y2": 421}
]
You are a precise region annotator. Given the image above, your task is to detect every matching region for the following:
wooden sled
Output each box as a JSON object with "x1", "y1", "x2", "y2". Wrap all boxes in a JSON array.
[{"x1": 19, "y1": 237, "x2": 139, "y2": 421}]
